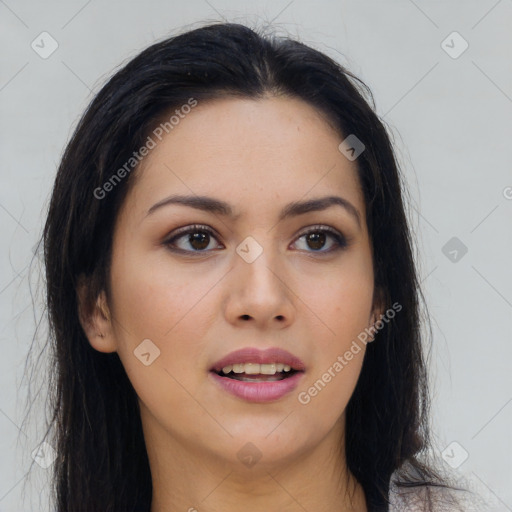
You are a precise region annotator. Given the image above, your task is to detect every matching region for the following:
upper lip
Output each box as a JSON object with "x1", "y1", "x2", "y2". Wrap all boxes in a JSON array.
[{"x1": 210, "y1": 347, "x2": 306, "y2": 373}]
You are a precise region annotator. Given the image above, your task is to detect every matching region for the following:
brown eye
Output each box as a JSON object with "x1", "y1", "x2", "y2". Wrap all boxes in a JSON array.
[
  {"x1": 188, "y1": 231, "x2": 210, "y2": 250},
  {"x1": 305, "y1": 232, "x2": 326, "y2": 250},
  {"x1": 164, "y1": 225, "x2": 223, "y2": 253},
  {"x1": 293, "y1": 226, "x2": 348, "y2": 254},
  {"x1": 164, "y1": 224, "x2": 347, "y2": 256}
]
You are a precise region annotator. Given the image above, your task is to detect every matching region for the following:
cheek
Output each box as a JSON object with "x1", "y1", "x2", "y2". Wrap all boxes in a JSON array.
[
  {"x1": 297, "y1": 254, "x2": 375, "y2": 341},
  {"x1": 295, "y1": 297, "x2": 368, "y2": 433},
  {"x1": 108, "y1": 247, "x2": 220, "y2": 403},
  {"x1": 109, "y1": 244, "x2": 216, "y2": 339},
  {"x1": 108, "y1": 265, "x2": 211, "y2": 431},
  {"x1": 292, "y1": 256, "x2": 373, "y2": 421}
]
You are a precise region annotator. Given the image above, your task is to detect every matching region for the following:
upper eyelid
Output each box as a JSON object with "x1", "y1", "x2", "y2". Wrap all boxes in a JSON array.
[
  {"x1": 165, "y1": 223, "x2": 346, "y2": 246},
  {"x1": 168, "y1": 224, "x2": 222, "y2": 242}
]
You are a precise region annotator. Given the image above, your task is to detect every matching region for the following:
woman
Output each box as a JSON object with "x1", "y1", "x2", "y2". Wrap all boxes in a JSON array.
[{"x1": 37, "y1": 22, "x2": 481, "y2": 511}]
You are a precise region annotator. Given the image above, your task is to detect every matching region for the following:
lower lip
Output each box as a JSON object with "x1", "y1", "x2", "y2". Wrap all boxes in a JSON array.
[{"x1": 209, "y1": 371, "x2": 304, "y2": 403}]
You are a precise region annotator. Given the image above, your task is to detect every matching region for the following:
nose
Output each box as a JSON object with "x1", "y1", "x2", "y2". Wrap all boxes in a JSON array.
[{"x1": 223, "y1": 240, "x2": 296, "y2": 329}]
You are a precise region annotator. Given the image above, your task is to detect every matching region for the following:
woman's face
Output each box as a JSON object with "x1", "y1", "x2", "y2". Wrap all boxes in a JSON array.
[{"x1": 87, "y1": 96, "x2": 381, "y2": 470}]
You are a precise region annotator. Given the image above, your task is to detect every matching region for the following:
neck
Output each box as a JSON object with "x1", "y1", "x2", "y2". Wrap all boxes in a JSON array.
[{"x1": 142, "y1": 405, "x2": 368, "y2": 512}]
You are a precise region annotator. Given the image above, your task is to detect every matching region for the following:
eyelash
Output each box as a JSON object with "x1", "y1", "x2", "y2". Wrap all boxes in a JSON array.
[{"x1": 163, "y1": 223, "x2": 348, "y2": 256}]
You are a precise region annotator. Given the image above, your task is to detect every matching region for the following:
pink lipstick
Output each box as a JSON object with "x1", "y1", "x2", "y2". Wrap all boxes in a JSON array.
[{"x1": 209, "y1": 347, "x2": 305, "y2": 403}]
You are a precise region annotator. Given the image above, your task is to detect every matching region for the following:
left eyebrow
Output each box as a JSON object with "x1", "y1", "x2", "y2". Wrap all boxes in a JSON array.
[{"x1": 146, "y1": 194, "x2": 361, "y2": 228}]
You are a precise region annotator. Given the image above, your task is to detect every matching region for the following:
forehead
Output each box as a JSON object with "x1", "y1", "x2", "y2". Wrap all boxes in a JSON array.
[{"x1": 124, "y1": 96, "x2": 366, "y2": 223}]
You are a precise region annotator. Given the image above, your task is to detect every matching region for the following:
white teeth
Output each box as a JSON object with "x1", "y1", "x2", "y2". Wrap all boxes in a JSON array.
[
  {"x1": 260, "y1": 363, "x2": 276, "y2": 375},
  {"x1": 220, "y1": 363, "x2": 293, "y2": 375},
  {"x1": 244, "y1": 363, "x2": 260, "y2": 375}
]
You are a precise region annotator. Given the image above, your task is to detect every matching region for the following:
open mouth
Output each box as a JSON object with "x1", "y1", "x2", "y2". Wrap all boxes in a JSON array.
[
  {"x1": 214, "y1": 368, "x2": 300, "y2": 382},
  {"x1": 209, "y1": 357, "x2": 306, "y2": 402}
]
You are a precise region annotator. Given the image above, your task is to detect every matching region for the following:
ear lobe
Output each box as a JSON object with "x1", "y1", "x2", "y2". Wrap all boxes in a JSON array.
[
  {"x1": 76, "y1": 276, "x2": 117, "y2": 353},
  {"x1": 368, "y1": 287, "x2": 386, "y2": 341},
  {"x1": 370, "y1": 286, "x2": 386, "y2": 323}
]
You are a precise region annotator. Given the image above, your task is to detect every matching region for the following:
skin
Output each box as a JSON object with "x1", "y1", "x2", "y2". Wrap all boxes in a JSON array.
[{"x1": 79, "y1": 96, "x2": 384, "y2": 512}]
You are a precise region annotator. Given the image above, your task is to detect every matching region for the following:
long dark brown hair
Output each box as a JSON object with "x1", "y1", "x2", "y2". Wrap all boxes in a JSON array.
[{"x1": 26, "y1": 21, "x2": 467, "y2": 512}]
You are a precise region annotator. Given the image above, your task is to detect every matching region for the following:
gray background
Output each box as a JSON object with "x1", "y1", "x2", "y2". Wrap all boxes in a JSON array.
[{"x1": 1, "y1": 1, "x2": 511, "y2": 510}]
